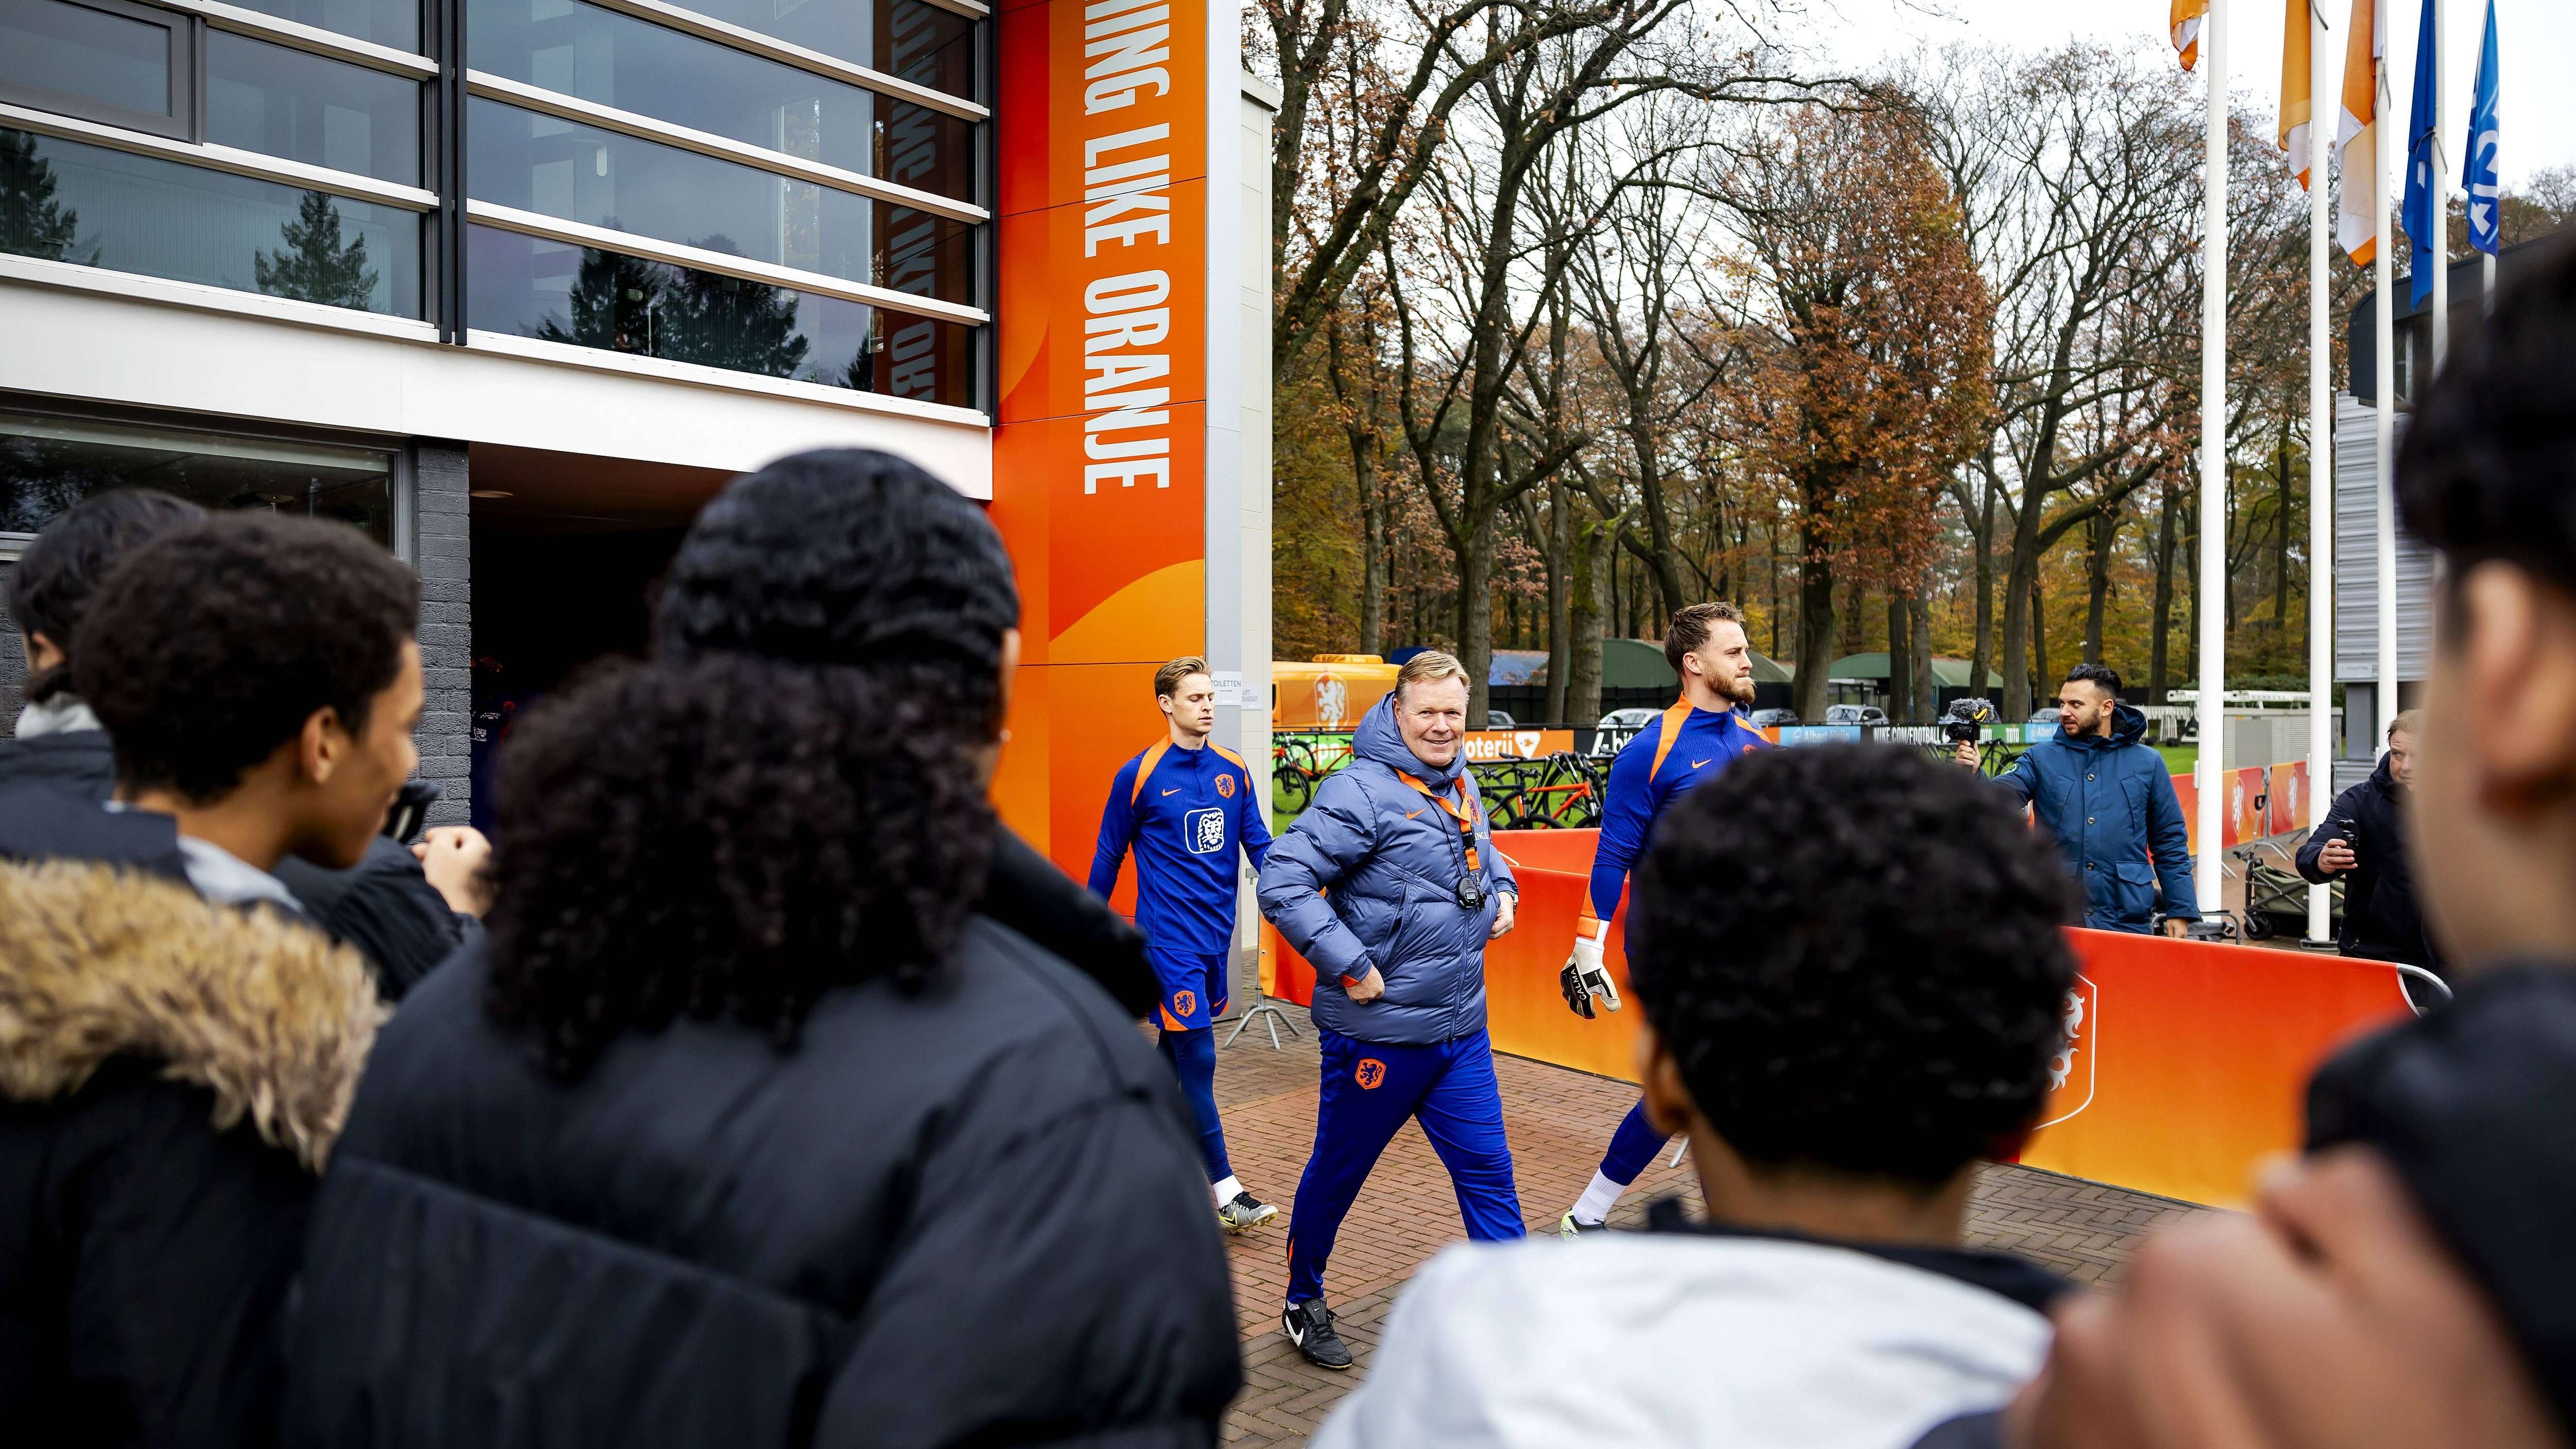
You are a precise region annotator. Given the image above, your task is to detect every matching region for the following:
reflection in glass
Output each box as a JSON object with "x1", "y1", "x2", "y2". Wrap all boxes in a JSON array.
[
  {"x1": 0, "y1": 128, "x2": 422, "y2": 315},
  {"x1": 207, "y1": 31, "x2": 421, "y2": 185},
  {"x1": 221, "y1": 0, "x2": 417, "y2": 54},
  {"x1": 468, "y1": 0, "x2": 974, "y2": 200},
  {"x1": 0, "y1": 409, "x2": 393, "y2": 544},
  {"x1": 467, "y1": 224, "x2": 976, "y2": 408},
  {"x1": 664, "y1": 0, "x2": 974, "y2": 101},
  {"x1": 466, "y1": 98, "x2": 973, "y2": 302},
  {"x1": 0, "y1": 0, "x2": 173, "y2": 120}
]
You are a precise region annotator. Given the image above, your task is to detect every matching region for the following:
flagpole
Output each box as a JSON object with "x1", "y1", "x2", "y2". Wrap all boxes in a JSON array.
[
  {"x1": 2197, "y1": 0, "x2": 2229, "y2": 915},
  {"x1": 2306, "y1": 0, "x2": 2336, "y2": 945},
  {"x1": 2430, "y1": 0, "x2": 2449, "y2": 368},
  {"x1": 2375, "y1": 48, "x2": 2400, "y2": 754}
]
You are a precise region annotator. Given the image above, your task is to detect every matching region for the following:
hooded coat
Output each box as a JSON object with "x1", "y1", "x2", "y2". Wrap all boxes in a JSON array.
[
  {"x1": 279, "y1": 914, "x2": 1241, "y2": 1448},
  {"x1": 0, "y1": 852, "x2": 382, "y2": 1449},
  {"x1": 2295, "y1": 755, "x2": 2441, "y2": 974},
  {"x1": 1259, "y1": 694, "x2": 1517, "y2": 1046},
  {"x1": 1990, "y1": 703, "x2": 2199, "y2": 933}
]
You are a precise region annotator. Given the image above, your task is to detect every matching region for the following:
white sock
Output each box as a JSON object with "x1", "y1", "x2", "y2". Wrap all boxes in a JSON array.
[
  {"x1": 1571, "y1": 1170, "x2": 1624, "y2": 1226},
  {"x1": 1211, "y1": 1175, "x2": 1243, "y2": 1206}
]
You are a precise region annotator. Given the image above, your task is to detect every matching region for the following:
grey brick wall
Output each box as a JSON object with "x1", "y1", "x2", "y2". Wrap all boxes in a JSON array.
[
  {"x1": 0, "y1": 555, "x2": 24, "y2": 727},
  {"x1": 413, "y1": 443, "x2": 472, "y2": 825}
]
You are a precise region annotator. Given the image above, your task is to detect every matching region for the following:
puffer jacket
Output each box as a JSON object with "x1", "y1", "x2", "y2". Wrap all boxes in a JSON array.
[
  {"x1": 1991, "y1": 703, "x2": 2199, "y2": 933},
  {"x1": 2295, "y1": 755, "x2": 2441, "y2": 974},
  {"x1": 1259, "y1": 694, "x2": 1517, "y2": 1046}
]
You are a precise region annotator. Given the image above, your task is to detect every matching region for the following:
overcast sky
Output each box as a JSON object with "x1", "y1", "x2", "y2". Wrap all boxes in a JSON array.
[{"x1": 1815, "y1": 0, "x2": 2574, "y2": 189}]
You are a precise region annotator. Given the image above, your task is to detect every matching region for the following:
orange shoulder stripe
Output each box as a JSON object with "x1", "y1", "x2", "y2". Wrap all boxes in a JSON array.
[
  {"x1": 1130, "y1": 740, "x2": 1172, "y2": 804},
  {"x1": 1646, "y1": 700, "x2": 1694, "y2": 785},
  {"x1": 1210, "y1": 743, "x2": 1248, "y2": 771}
]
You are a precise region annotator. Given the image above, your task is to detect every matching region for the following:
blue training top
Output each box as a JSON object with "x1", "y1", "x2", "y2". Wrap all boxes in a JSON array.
[
  {"x1": 1090, "y1": 738, "x2": 1275, "y2": 957},
  {"x1": 1581, "y1": 700, "x2": 1771, "y2": 945}
]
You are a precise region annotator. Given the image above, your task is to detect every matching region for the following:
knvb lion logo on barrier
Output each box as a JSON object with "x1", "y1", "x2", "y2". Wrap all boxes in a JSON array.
[
  {"x1": 1355, "y1": 1058, "x2": 1387, "y2": 1090},
  {"x1": 2034, "y1": 973, "x2": 2099, "y2": 1129}
]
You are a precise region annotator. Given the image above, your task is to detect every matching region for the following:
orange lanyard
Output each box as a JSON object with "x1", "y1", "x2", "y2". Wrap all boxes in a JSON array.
[{"x1": 1395, "y1": 771, "x2": 1482, "y2": 874}]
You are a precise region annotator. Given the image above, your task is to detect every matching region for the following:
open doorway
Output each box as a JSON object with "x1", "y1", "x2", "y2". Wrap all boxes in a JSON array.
[{"x1": 467, "y1": 443, "x2": 732, "y2": 830}]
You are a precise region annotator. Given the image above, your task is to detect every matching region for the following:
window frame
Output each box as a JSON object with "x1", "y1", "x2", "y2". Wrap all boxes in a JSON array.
[{"x1": 0, "y1": 0, "x2": 200, "y2": 142}]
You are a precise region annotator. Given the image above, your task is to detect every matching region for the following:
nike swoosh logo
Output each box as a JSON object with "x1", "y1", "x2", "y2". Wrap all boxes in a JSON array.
[
  {"x1": 1691, "y1": 758, "x2": 1712, "y2": 769},
  {"x1": 1405, "y1": 808, "x2": 1424, "y2": 819},
  {"x1": 1162, "y1": 788, "x2": 1182, "y2": 796}
]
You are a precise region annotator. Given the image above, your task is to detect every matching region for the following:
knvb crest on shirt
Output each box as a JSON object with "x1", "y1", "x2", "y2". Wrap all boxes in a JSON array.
[
  {"x1": 2034, "y1": 973, "x2": 2099, "y2": 1129},
  {"x1": 1215, "y1": 772, "x2": 1235, "y2": 798},
  {"x1": 1185, "y1": 807, "x2": 1225, "y2": 855}
]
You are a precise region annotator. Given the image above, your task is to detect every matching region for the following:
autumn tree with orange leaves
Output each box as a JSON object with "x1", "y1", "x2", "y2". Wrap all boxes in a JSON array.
[{"x1": 1710, "y1": 105, "x2": 1994, "y2": 724}]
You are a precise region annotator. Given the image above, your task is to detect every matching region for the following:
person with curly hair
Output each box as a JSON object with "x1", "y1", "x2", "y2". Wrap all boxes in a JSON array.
[
  {"x1": 1312, "y1": 745, "x2": 2081, "y2": 1448},
  {"x1": 283, "y1": 452, "x2": 1241, "y2": 1449},
  {"x1": 1, "y1": 512, "x2": 409, "y2": 1448}
]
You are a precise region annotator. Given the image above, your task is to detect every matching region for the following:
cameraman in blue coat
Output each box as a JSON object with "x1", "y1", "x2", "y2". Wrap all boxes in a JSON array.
[
  {"x1": 1258, "y1": 650, "x2": 1523, "y2": 1372},
  {"x1": 1955, "y1": 664, "x2": 2200, "y2": 936}
]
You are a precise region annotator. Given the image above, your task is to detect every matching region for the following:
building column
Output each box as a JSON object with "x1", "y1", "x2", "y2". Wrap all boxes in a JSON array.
[{"x1": 412, "y1": 442, "x2": 473, "y2": 825}]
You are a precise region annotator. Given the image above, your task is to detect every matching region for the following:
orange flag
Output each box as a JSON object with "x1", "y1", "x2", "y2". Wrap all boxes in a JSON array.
[
  {"x1": 2172, "y1": 0, "x2": 2209, "y2": 71},
  {"x1": 2336, "y1": 0, "x2": 2380, "y2": 262},
  {"x1": 2281, "y1": 1, "x2": 2316, "y2": 188}
]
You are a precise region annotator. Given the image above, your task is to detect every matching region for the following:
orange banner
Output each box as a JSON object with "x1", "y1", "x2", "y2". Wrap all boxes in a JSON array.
[
  {"x1": 1457, "y1": 729, "x2": 1577, "y2": 763},
  {"x1": 988, "y1": 0, "x2": 1209, "y2": 871},
  {"x1": 1260, "y1": 827, "x2": 2413, "y2": 1206}
]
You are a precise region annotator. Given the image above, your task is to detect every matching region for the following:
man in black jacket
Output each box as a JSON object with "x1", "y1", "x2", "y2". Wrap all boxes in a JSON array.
[
  {"x1": 2, "y1": 514, "x2": 415, "y2": 1447},
  {"x1": 1944, "y1": 234, "x2": 2576, "y2": 1449},
  {"x1": 2296, "y1": 710, "x2": 2444, "y2": 1007}
]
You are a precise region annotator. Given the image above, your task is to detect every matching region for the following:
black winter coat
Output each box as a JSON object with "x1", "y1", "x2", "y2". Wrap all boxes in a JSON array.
[
  {"x1": 2295, "y1": 757, "x2": 2442, "y2": 974},
  {"x1": 0, "y1": 722, "x2": 115, "y2": 799},
  {"x1": 983, "y1": 827, "x2": 1158, "y2": 1020},
  {"x1": 0, "y1": 789, "x2": 384, "y2": 1449},
  {"x1": 282, "y1": 917, "x2": 1242, "y2": 1448},
  {"x1": 274, "y1": 837, "x2": 474, "y2": 1001}
]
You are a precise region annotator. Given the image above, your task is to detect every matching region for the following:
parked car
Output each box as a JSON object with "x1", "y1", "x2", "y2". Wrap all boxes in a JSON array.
[
  {"x1": 1823, "y1": 704, "x2": 1889, "y2": 727},
  {"x1": 1487, "y1": 710, "x2": 1516, "y2": 728},
  {"x1": 1747, "y1": 708, "x2": 1801, "y2": 729}
]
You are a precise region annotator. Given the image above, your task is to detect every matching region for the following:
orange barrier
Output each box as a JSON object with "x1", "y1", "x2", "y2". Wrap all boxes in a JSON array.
[{"x1": 1260, "y1": 825, "x2": 2411, "y2": 1207}]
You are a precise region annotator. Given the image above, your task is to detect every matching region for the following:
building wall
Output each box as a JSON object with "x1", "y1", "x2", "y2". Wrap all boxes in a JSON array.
[
  {"x1": 2331, "y1": 390, "x2": 2433, "y2": 791},
  {"x1": 0, "y1": 538, "x2": 25, "y2": 723},
  {"x1": 413, "y1": 443, "x2": 472, "y2": 825}
]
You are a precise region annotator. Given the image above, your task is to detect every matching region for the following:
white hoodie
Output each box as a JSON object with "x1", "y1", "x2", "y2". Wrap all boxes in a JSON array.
[{"x1": 1312, "y1": 1223, "x2": 2056, "y2": 1449}]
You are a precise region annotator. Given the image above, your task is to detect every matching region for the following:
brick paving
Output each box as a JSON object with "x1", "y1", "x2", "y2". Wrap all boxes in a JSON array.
[{"x1": 1201, "y1": 1001, "x2": 2208, "y2": 1448}]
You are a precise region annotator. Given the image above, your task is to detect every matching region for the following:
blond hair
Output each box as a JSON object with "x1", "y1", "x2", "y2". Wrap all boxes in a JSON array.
[
  {"x1": 1154, "y1": 656, "x2": 1210, "y2": 700},
  {"x1": 1395, "y1": 650, "x2": 1471, "y2": 704},
  {"x1": 2389, "y1": 708, "x2": 2423, "y2": 743}
]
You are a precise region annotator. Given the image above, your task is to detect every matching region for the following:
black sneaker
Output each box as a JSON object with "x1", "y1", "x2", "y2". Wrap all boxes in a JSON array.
[{"x1": 1282, "y1": 1299, "x2": 1352, "y2": 1370}]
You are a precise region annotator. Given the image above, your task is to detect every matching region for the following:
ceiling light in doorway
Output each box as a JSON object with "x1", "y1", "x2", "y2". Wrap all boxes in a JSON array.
[{"x1": 469, "y1": 489, "x2": 514, "y2": 498}]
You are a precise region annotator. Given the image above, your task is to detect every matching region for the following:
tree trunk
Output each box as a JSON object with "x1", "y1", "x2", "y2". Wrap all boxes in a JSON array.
[
  {"x1": 1910, "y1": 595, "x2": 1936, "y2": 722},
  {"x1": 1569, "y1": 513, "x2": 1607, "y2": 724},
  {"x1": 1999, "y1": 488, "x2": 2042, "y2": 718},
  {"x1": 2149, "y1": 480, "x2": 2179, "y2": 703},
  {"x1": 1356, "y1": 437, "x2": 1387, "y2": 654},
  {"x1": 1544, "y1": 481, "x2": 1572, "y2": 722},
  {"x1": 1790, "y1": 523, "x2": 1836, "y2": 723},
  {"x1": 2083, "y1": 503, "x2": 2116, "y2": 666},
  {"x1": 2274, "y1": 416, "x2": 2294, "y2": 629},
  {"x1": 2030, "y1": 578, "x2": 2050, "y2": 699},
  {"x1": 1970, "y1": 467, "x2": 1996, "y2": 704},
  {"x1": 1456, "y1": 516, "x2": 1494, "y2": 719},
  {"x1": 1886, "y1": 591, "x2": 1913, "y2": 723}
]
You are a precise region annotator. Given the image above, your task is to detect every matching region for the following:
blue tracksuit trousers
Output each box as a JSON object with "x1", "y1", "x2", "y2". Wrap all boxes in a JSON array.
[
  {"x1": 1285, "y1": 1027, "x2": 1523, "y2": 1304},
  {"x1": 1598, "y1": 1098, "x2": 1668, "y2": 1185}
]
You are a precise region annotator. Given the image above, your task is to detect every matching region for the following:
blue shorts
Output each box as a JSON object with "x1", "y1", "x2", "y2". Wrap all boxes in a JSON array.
[{"x1": 1150, "y1": 949, "x2": 1228, "y2": 1032}]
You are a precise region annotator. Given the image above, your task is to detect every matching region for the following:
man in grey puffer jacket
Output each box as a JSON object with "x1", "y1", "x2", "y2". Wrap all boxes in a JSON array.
[{"x1": 1259, "y1": 650, "x2": 1523, "y2": 1371}]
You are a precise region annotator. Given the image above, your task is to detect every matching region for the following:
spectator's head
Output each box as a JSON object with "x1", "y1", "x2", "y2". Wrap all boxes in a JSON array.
[
  {"x1": 1156, "y1": 655, "x2": 1214, "y2": 741},
  {"x1": 1627, "y1": 744, "x2": 2078, "y2": 1239},
  {"x1": 483, "y1": 654, "x2": 992, "y2": 1079},
  {"x1": 7, "y1": 488, "x2": 203, "y2": 707},
  {"x1": 2396, "y1": 236, "x2": 2576, "y2": 967},
  {"x1": 656, "y1": 449, "x2": 1020, "y2": 771},
  {"x1": 1667, "y1": 602, "x2": 1754, "y2": 707},
  {"x1": 1391, "y1": 650, "x2": 1470, "y2": 768},
  {"x1": 75, "y1": 514, "x2": 421, "y2": 872},
  {"x1": 2058, "y1": 663, "x2": 2122, "y2": 737},
  {"x1": 2387, "y1": 708, "x2": 2423, "y2": 789}
]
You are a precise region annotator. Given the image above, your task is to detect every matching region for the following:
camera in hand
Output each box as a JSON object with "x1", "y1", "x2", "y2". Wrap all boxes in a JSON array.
[
  {"x1": 1941, "y1": 697, "x2": 1997, "y2": 744},
  {"x1": 381, "y1": 778, "x2": 443, "y2": 845}
]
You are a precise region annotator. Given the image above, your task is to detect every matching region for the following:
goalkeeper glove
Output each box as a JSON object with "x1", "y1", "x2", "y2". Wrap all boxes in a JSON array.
[{"x1": 1559, "y1": 934, "x2": 1621, "y2": 1018}]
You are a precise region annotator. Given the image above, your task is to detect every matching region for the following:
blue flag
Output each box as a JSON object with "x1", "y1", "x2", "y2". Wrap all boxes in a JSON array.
[
  {"x1": 2401, "y1": 0, "x2": 2440, "y2": 307},
  {"x1": 2464, "y1": 0, "x2": 2502, "y2": 255}
]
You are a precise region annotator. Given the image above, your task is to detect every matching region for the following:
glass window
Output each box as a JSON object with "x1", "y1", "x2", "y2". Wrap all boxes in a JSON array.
[
  {"x1": 0, "y1": 0, "x2": 187, "y2": 138},
  {"x1": 469, "y1": 0, "x2": 974, "y2": 201},
  {"x1": 0, "y1": 128, "x2": 423, "y2": 316},
  {"x1": 207, "y1": 30, "x2": 422, "y2": 185},
  {"x1": 466, "y1": 97, "x2": 972, "y2": 302},
  {"x1": 658, "y1": 0, "x2": 974, "y2": 102},
  {"x1": 467, "y1": 223, "x2": 976, "y2": 408},
  {"x1": 0, "y1": 409, "x2": 393, "y2": 545},
  {"x1": 221, "y1": 0, "x2": 417, "y2": 55}
]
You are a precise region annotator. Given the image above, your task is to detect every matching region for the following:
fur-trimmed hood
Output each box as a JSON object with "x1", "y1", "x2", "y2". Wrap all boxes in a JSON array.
[{"x1": 0, "y1": 859, "x2": 386, "y2": 1171}]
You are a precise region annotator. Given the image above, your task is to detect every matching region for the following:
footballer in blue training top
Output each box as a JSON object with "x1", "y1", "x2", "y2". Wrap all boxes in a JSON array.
[
  {"x1": 1559, "y1": 603, "x2": 1769, "y2": 1236},
  {"x1": 1090, "y1": 657, "x2": 1280, "y2": 1234}
]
